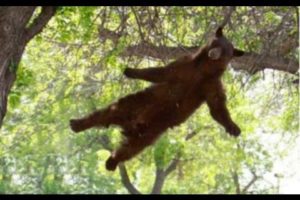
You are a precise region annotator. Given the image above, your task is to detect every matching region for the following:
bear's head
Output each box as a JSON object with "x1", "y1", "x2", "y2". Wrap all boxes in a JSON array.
[{"x1": 207, "y1": 27, "x2": 245, "y2": 65}]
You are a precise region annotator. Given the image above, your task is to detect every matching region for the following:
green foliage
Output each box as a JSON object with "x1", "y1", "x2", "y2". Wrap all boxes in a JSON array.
[
  {"x1": 154, "y1": 134, "x2": 179, "y2": 169},
  {"x1": 51, "y1": 7, "x2": 98, "y2": 43},
  {"x1": 1, "y1": 6, "x2": 298, "y2": 194},
  {"x1": 8, "y1": 63, "x2": 34, "y2": 109}
]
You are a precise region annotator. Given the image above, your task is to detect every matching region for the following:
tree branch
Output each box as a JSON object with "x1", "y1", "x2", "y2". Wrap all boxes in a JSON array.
[
  {"x1": 185, "y1": 131, "x2": 197, "y2": 141},
  {"x1": 131, "y1": 7, "x2": 145, "y2": 42},
  {"x1": 120, "y1": 42, "x2": 198, "y2": 59},
  {"x1": 231, "y1": 52, "x2": 298, "y2": 74},
  {"x1": 165, "y1": 158, "x2": 180, "y2": 176},
  {"x1": 98, "y1": 18, "x2": 298, "y2": 75},
  {"x1": 151, "y1": 169, "x2": 166, "y2": 194},
  {"x1": 219, "y1": 6, "x2": 235, "y2": 28},
  {"x1": 295, "y1": 7, "x2": 299, "y2": 35},
  {"x1": 242, "y1": 171, "x2": 258, "y2": 193},
  {"x1": 24, "y1": 6, "x2": 57, "y2": 43},
  {"x1": 91, "y1": 135, "x2": 140, "y2": 194},
  {"x1": 99, "y1": 28, "x2": 122, "y2": 43},
  {"x1": 151, "y1": 130, "x2": 197, "y2": 194},
  {"x1": 118, "y1": 164, "x2": 141, "y2": 194},
  {"x1": 164, "y1": 131, "x2": 197, "y2": 177},
  {"x1": 232, "y1": 171, "x2": 241, "y2": 194},
  {"x1": 119, "y1": 42, "x2": 298, "y2": 75}
]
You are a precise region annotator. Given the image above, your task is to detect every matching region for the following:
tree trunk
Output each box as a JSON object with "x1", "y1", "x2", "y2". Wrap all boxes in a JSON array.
[
  {"x1": 0, "y1": 6, "x2": 56, "y2": 128},
  {"x1": 151, "y1": 169, "x2": 165, "y2": 194}
]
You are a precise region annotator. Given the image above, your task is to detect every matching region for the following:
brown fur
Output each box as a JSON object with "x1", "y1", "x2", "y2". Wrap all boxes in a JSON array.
[{"x1": 70, "y1": 27, "x2": 245, "y2": 171}]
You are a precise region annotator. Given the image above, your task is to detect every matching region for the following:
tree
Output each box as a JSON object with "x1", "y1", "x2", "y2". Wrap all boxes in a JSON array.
[
  {"x1": 0, "y1": 6, "x2": 298, "y2": 194},
  {"x1": 0, "y1": 6, "x2": 56, "y2": 127}
]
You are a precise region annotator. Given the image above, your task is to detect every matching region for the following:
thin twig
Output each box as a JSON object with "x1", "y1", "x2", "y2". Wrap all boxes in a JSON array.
[
  {"x1": 232, "y1": 170, "x2": 241, "y2": 194},
  {"x1": 219, "y1": 6, "x2": 235, "y2": 28},
  {"x1": 295, "y1": 6, "x2": 299, "y2": 36},
  {"x1": 242, "y1": 171, "x2": 258, "y2": 193},
  {"x1": 185, "y1": 131, "x2": 197, "y2": 141},
  {"x1": 131, "y1": 7, "x2": 145, "y2": 42}
]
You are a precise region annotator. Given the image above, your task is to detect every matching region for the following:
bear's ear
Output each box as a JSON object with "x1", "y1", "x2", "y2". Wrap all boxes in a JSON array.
[
  {"x1": 233, "y1": 48, "x2": 245, "y2": 57},
  {"x1": 216, "y1": 27, "x2": 223, "y2": 37}
]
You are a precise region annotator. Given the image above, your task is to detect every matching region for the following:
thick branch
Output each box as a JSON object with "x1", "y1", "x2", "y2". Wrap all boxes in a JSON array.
[
  {"x1": 231, "y1": 52, "x2": 299, "y2": 74},
  {"x1": 98, "y1": 24, "x2": 298, "y2": 74},
  {"x1": 0, "y1": 7, "x2": 56, "y2": 128},
  {"x1": 151, "y1": 169, "x2": 166, "y2": 194},
  {"x1": 121, "y1": 43, "x2": 198, "y2": 59},
  {"x1": 164, "y1": 132, "x2": 196, "y2": 177},
  {"x1": 118, "y1": 164, "x2": 141, "y2": 194},
  {"x1": 165, "y1": 158, "x2": 180, "y2": 176},
  {"x1": 275, "y1": 35, "x2": 298, "y2": 56},
  {"x1": 24, "y1": 6, "x2": 57, "y2": 43},
  {"x1": 99, "y1": 25, "x2": 299, "y2": 75},
  {"x1": 150, "y1": 131, "x2": 197, "y2": 194},
  {"x1": 119, "y1": 43, "x2": 298, "y2": 75}
]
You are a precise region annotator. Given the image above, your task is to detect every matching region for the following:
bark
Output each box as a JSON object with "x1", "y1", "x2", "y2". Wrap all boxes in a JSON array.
[
  {"x1": 231, "y1": 52, "x2": 298, "y2": 74},
  {"x1": 119, "y1": 42, "x2": 298, "y2": 75},
  {"x1": 149, "y1": 158, "x2": 180, "y2": 194},
  {"x1": 118, "y1": 164, "x2": 141, "y2": 194},
  {"x1": 0, "y1": 6, "x2": 56, "y2": 128},
  {"x1": 149, "y1": 133, "x2": 195, "y2": 194},
  {"x1": 98, "y1": 28, "x2": 298, "y2": 75},
  {"x1": 241, "y1": 171, "x2": 258, "y2": 193},
  {"x1": 151, "y1": 169, "x2": 165, "y2": 194}
]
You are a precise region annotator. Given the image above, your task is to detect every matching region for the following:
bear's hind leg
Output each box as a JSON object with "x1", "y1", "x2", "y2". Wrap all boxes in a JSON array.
[
  {"x1": 70, "y1": 109, "x2": 112, "y2": 133},
  {"x1": 105, "y1": 134, "x2": 159, "y2": 171}
]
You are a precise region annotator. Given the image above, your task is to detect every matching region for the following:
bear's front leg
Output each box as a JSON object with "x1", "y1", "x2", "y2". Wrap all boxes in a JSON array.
[
  {"x1": 205, "y1": 82, "x2": 241, "y2": 137},
  {"x1": 225, "y1": 122, "x2": 241, "y2": 137},
  {"x1": 124, "y1": 67, "x2": 173, "y2": 83}
]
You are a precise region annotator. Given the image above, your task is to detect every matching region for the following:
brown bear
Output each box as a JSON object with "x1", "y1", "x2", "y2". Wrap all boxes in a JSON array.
[{"x1": 70, "y1": 27, "x2": 245, "y2": 171}]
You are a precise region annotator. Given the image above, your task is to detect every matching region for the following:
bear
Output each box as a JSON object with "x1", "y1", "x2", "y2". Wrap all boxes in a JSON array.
[{"x1": 70, "y1": 27, "x2": 245, "y2": 171}]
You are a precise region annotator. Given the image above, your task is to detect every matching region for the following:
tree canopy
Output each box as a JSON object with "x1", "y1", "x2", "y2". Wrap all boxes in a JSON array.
[{"x1": 0, "y1": 6, "x2": 299, "y2": 194}]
